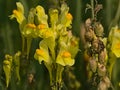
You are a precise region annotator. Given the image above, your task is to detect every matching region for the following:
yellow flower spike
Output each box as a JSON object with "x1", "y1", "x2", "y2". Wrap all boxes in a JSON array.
[
  {"x1": 62, "y1": 51, "x2": 71, "y2": 58},
  {"x1": 66, "y1": 13, "x2": 73, "y2": 20},
  {"x1": 27, "y1": 23, "x2": 36, "y2": 29}
]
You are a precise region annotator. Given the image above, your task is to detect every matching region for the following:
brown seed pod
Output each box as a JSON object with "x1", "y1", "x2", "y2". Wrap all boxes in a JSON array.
[
  {"x1": 97, "y1": 63, "x2": 106, "y2": 77},
  {"x1": 94, "y1": 22, "x2": 104, "y2": 37},
  {"x1": 85, "y1": 29, "x2": 95, "y2": 42},
  {"x1": 98, "y1": 50, "x2": 106, "y2": 64},
  {"x1": 89, "y1": 57, "x2": 97, "y2": 72}
]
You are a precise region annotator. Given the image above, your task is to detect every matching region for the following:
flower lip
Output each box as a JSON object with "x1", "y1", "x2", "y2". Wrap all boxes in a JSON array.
[
  {"x1": 13, "y1": 10, "x2": 19, "y2": 15},
  {"x1": 62, "y1": 51, "x2": 71, "y2": 58},
  {"x1": 37, "y1": 24, "x2": 46, "y2": 29},
  {"x1": 115, "y1": 43, "x2": 120, "y2": 49},
  {"x1": 66, "y1": 13, "x2": 73, "y2": 20},
  {"x1": 27, "y1": 23, "x2": 36, "y2": 29},
  {"x1": 36, "y1": 49, "x2": 44, "y2": 56}
]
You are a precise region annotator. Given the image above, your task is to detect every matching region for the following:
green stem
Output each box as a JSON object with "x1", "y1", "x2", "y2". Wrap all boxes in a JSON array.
[
  {"x1": 109, "y1": 0, "x2": 120, "y2": 28},
  {"x1": 91, "y1": 0, "x2": 94, "y2": 20},
  {"x1": 21, "y1": 36, "x2": 25, "y2": 53},
  {"x1": 26, "y1": 38, "x2": 32, "y2": 60}
]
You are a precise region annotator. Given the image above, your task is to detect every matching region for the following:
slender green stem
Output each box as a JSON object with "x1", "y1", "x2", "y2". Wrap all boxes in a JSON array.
[
  {"x1": 114, "y1": 0, "x2": 120, "y2": 25},
  {"x1": 21, "y1": 36, "x2": 25, "y2": 53},
  {"x1": 109, "y1": 0, "x2": 120, "y2": 28},
  {"x1": 26, "y1": 38, "x2": 32, "y2": 60},
  {"x1": 91, "y1": 0, "x2": 94, "y2": 20}
]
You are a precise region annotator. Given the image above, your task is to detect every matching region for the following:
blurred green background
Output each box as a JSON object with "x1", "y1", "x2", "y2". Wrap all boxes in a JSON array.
[{"x1": 0, "y1": 0, "x2": 120, "y2": 90}]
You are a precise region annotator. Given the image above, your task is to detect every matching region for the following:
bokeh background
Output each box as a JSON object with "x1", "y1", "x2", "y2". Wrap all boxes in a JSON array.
[{"x1": 0, "y1": 0, "x2": 120, "y2": 90}]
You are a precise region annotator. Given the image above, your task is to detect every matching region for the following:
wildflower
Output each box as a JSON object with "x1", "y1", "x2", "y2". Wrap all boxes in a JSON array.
[
  {"x1": 56, "y1": 51, "x2": 75, "y2": 66},
  {"x1": 10, "y1": 2, "x2": 25, "y2": 24},
  {"x1": 34, "y1": 48, "x2": 50, "y2": 64},
  {"x1": 109, "y1": 26, "x2": 120, "y2": 57},
  {"x1": 22, "y1": 23, "x2": 36, "y2": 38}
]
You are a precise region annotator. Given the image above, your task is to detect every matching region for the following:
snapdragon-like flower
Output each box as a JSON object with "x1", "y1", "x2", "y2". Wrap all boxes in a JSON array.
[
  {"x1": 109, "y1": 26, "x2": 120, "y2": 57},
  {"x1": 22, "y1": 23, "x2": 37, "y2": 38},
  {"x1": 34, "y1": 48, "x2": 51, "y2": 64},
  {"x1": 56, "y1": 51, "x2": 75, "y2": 66},
  {"x1": 10, "y1": 2, "x2": 25, "y2": 24}
]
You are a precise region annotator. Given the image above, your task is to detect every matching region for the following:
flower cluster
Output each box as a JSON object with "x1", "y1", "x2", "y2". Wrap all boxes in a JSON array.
[{"x1": 10, "y1": 2, "x2": 79, "y2": 89}]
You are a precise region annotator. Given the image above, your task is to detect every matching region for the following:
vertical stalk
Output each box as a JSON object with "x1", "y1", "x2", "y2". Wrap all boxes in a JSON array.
[
  {"x1": 91, "y1": 0, "x2": 94, "y2": 20},
  {"x1": 109, "y1": 0, "x2": 120, "y2": 28}
]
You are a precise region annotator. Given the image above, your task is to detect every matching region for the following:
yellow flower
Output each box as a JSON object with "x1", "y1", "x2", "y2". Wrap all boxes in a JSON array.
[
  {"x1": 34, "y1": 48, "x2": 50, "y2": 64},
  {"x1": 10, "y1": 2, "x2": 25, "y2": 24},
  {"x1": 110, "y1": 27, "x2": 120, "y2": 57},
  {"x1": 22, "y1": 23, "x2": 37, "y2": 38},
  {"x1": 111, "y1": 40, "x2": 120, "y2": 57},
  {"x1": 56, "y1": 51, "x2": 75, "y2": 66}
]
